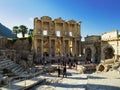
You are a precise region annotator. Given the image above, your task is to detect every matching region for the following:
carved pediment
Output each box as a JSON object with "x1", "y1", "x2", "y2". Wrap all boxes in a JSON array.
[
  {"x1": 41, "y1": 16, "x2": 52, "y2": 21},
  {"x1": 54, "y1": 17, "x2": 64, "y2": 23},
  {"x1": 68, "y1": 20, "x2": 76, "y2": 24}
]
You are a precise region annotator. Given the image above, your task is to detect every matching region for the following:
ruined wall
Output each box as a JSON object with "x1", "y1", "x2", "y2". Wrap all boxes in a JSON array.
[
  {"x1": 83, "y1": 35, "x2": 101, "y2": 63},
  {"x1": 0, "y1": 37, "x2": 9, "y2": 49},
  {"x1": 83, "y1": 30, "x2": 120, "y2": 63},
  {"x1": 101, "y1": 30, "x2": 119, "y2": 60}
]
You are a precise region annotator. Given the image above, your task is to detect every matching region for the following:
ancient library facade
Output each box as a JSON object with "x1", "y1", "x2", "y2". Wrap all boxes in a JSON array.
[{"x1": 32, "y1": 16, "x2": 81, "y2": 57}]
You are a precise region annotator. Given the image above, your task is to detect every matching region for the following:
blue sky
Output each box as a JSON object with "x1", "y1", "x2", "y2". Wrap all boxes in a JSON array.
[{"x1": 0, "y1": 0, "x2": 120, "y2": 40}]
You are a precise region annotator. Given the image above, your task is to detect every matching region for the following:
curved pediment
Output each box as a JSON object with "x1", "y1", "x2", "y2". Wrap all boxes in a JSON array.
[
  {"x1": 68, "y1": 20, "x2": 76, "y2": 24},
  {"x1": 54, "y1": 17, "x2": 64, "y2": 23},
  {"x1": 41, "y1": 16, "x2": 52, "y2": 21}
]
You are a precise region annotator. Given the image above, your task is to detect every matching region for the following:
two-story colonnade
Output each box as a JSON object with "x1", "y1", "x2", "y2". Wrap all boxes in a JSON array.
[{"x1": 32, "y1": 16, "x2": 82, "y2": 58}]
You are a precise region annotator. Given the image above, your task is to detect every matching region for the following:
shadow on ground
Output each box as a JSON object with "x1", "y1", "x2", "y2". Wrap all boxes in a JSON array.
[{"x1": 87, "y1": 84, "x2": 120, "y2": 90}]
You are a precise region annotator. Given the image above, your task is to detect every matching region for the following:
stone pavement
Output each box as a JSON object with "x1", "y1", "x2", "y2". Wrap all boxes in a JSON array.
[
  {"x1": 29, "y1": 69, "x2": 88, "y2": 90},
  {"x1": 29, "y1": 69, "x2": 120, "y2": 90},
  {"x1": 0, "y1": 67, "x2": 120, "y2": 90},
  {"x1": 87, "y1": 72, "x2": 120, "y2": 90},
  {"x1": 0, "y1": 75, "x2": 45, "y2": 90}
]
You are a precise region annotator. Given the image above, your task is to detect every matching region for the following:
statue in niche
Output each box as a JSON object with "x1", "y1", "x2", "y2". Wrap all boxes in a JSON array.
[
  {"x1": 49, "y1": 28, "x2": 54, "y2": 35},
  {"x1": 75, "y1": 27, "x2": 79, "y2": 36},
  {"x1": 49, "y1": 23, "x2": 55, "y2": 35},
  {"x1": 37, "y1": 29, "x2": 42, "y2": 35}
]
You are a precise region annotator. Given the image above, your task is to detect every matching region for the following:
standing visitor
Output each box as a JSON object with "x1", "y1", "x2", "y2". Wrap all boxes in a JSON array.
[
  {"x1": 57, "y1": 64, "x2": 61, "y2": 77},
  {"x1": 63, "y1": 65, "x2": 67, "y2": 78}
]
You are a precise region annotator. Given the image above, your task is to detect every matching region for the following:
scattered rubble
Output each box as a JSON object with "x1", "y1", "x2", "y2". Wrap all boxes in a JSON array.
[
  {"x1": 77, "y1": 64, "x2": 96, "y2": 74},
  {"x1": 97, "y1": 59, "x2": 120, "y2": 72}
]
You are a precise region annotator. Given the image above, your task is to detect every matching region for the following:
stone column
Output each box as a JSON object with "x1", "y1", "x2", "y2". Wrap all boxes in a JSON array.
[
  {"x1": 72, "y1": 38, "x2": 75, "y2": 56},
  {"x1": 48, "y1": 21, "x2": 50, "y2": 35},
  {"x1": 55, "y1": 39, "x2": 56, "y2": 56},
  {"x1": 68, "y1": 40, "x2": 70, "y2": 56},
  {"x1": 64, "y1": 40, "x2": 69, "y2": 56},
  {"x1": 92, "y1": 47, "x2": 96, "y2": 62},
  {"x1": 41, "y1": 39, "x2": 43, "y2": 57},
  {"x1": 77, "y1": 40, "x2": 80, "y2": 56},
  {"x1": 34, "y1": 38, "x2": 38, "y2": 54},
  {"x1": 54, "y1": 21, "x2": 56, "y2": 32},
  {"x1": 34, "y1": 18, "x2": 38, "y2": 34},
  {"x1": 62, "y1": 38, "x2": 65, "y2": 56},
  {"x1": 41, "y1": 21, "x2": 43, "y2": 31},
  {"x1": 68, "y1": 23, "x2": 70, "y2": 33},
  {"x1": 48, "y1": 37, "x2": 51, "y2": 56},
  {"x1": 79, "y1": 39, "x2": 82, "y2": 55},
  {"x1": 78, "y1": 40, "x2": 81, "y2": 56},
  {"x1": 74, "y1": 39, "x2": 76, "y2": 56},
  {"x1": 49, "y1": 21, "x2": 52, "y2": 35}
]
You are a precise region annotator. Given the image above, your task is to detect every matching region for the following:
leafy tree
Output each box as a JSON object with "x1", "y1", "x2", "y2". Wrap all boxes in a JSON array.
[
  {"x1": 19, "y1": 25, "x2": 28, "y2": 37},
  {"x1": 28, "y1": 29, "x2": 34, "y2": 36},
  {"x1": 13, "y1": 26, "x2": 19, "y2": 37},
  {"x1": 118, "y1": 34, "x2": 120, "y2": 38}
]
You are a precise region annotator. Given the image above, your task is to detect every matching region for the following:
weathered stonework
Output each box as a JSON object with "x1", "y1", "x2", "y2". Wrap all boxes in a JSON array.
[
  {"x1": 83, "y1": 30, "x2": 120, "y2": 62},
  {"x1": 32, "y1": 16, "x2": 82, "y2": 57},
  {"x1": 101, "y1": 30, "x2": 119, "y2": 60},
  {"x1": 82, "y1": 35, "x2": 101, "y2": 63},
  {"x1": 0, "y1": 37, "x2": 8, "y2": 49}
]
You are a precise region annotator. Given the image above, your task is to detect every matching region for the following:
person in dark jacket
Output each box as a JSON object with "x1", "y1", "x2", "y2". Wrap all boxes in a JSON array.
[
  {"x1": 63, "y1": 65, "x2": 67, "y2": 78},
  {"x1": 57, "y1": 64, "x2": 61, "y2": 77}
]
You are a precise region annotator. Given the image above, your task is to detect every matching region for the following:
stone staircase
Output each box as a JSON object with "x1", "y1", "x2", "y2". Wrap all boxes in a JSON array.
[{"x1": 0, "y1": 58, "x2": 26, "y2": 76}]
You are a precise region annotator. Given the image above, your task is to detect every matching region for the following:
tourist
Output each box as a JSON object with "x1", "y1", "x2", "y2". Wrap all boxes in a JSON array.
[
  {"x1": 63, "y1": 65, "x2": 67, "y2": 78},
  {"x1": 44, "y1": 60, "x2": 47, "y2": 65},
  {"x1": 57, "y1": 64, "x2": 61, "y2": 77},
  {"x1": 75, "y1": 62, "x2": 77, "y2": 70}
]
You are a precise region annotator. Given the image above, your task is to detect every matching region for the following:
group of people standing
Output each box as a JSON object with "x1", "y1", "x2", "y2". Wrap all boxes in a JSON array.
[
  {"x1": 57, "y1": 63, "x2": 67, "y2": 78},
  {"x1": 57, "y1": 57, "x2": 78, "y2": 78}
]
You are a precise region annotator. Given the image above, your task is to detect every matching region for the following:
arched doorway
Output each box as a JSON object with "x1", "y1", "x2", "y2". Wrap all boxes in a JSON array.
[
  {"x1": 104, "y1": 47, "x2": 114, "y2": 59},
  {"x1": 85, "y1": 48, "x2": 92, "y2": 62}
]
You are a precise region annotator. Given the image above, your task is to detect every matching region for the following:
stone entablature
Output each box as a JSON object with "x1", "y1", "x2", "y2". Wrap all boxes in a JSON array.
[
  {"x1": 85, "y1": 35, "x2": 101, "y2": 42},
  {"x1": 33, "y1": 16, "x2": 82, "y2": 57},
  {"x1": 34, "y1": 16, "x2": 81, "y2": 37},
  {"x1": 101, "y1": 30, "x2": 118, "y2": 41}
]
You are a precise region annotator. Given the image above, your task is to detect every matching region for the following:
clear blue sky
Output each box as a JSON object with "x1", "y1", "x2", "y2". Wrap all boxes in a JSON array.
[{"x1": 0, "y1": 0, "x2": 120, "y2": 40}]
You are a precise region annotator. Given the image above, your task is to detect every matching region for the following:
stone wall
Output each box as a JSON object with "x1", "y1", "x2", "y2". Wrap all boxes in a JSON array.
[
  {"x1": 0, "y1": 36, "x2": 34, "y2": 69},
  {"x1": 0, "y1": 37, "x2": 9, "y2": 49}
]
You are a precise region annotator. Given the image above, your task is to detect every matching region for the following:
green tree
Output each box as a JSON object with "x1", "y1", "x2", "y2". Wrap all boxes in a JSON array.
[
  {"x1": 118, "y1": 34, "x2": 120, "y2": 38},
  {"x1": 13, "y1": 26, "x2": 19, "y2": 37},
  {"x1": 28, "y1": 29, "x2": 34, "y2": 36},
  {"x1": 19, "y1": 25, "x2": 28, "y2": 37}
]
